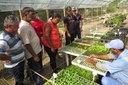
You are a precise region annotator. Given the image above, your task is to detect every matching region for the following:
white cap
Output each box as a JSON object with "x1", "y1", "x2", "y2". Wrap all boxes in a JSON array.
[{"x1": 105, "y1": 39, "x2": 124, "y2": 49}]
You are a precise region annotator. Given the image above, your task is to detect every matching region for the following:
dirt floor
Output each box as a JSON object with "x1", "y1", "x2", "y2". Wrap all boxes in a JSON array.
[{"x1": 0, "y1": 16, "x2": 128, "y2": 85}]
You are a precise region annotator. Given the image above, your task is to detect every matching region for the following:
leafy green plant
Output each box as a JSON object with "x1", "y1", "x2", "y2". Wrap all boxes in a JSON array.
[
  {"x1": 44, "y1": 65, "x2": 99, "y2": 85},
  {"x1": 83, "y1": 43, "x2": 110, "y2": 56},
  {"x1": 61, "y1": 43, "x2": 88, "y2": 54}
]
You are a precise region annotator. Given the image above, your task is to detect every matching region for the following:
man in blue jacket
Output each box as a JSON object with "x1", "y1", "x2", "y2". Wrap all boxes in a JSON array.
[{"x1": 86, "y1": 39, "x2": 128, "y2": 85}]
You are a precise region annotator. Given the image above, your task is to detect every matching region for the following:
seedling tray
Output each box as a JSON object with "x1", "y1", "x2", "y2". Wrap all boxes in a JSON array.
[{"x1": 72, "y1": 55, "x2": 107, "y2": 76}]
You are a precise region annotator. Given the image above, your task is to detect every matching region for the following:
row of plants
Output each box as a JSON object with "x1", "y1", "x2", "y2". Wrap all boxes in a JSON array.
[
  {"x1": 105, "y1": 14, "x2": 126, "y2": 26},
  {"x1": 44, "y1": 65, "x2": 99, "y2": 85},
  {"x1": 82, "y1": 43, "x2": 110, "y2": 56},
  {"x1": 100, "y1": 27, "x2": 127, "y2": 42},
  {"x1": 74, "y1": 37, "x2": 99, "y2": 45},
  {"x1": 61, "y1": 43, "x2": 89, "y2": 55},
  {"x1": 75, "y1": 56, "x2": 106, "y2": 73}
]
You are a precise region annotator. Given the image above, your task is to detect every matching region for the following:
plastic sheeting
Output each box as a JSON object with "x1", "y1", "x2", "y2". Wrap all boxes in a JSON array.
[{"x1": 0, "y1": 0, "x2": 117, "y2": 11}]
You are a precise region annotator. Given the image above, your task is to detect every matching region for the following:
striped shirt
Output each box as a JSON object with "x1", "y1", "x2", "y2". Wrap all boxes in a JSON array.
[{"x1": 0, "y1": 30, "x2": 24, "y2": 68}]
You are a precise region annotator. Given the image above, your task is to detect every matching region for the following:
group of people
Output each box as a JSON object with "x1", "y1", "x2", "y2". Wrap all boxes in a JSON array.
[
  {"x1": 64, "y1": 6, "x2": 83, "y2": 45},
  {"x1": 0, "y1": 7, "x2": 62, "y2": 85},
  {"x1": 1, "y1": 6, "x2": 128, "y2": 85}
]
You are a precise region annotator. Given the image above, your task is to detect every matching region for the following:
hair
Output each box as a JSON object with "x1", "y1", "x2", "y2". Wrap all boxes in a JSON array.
[
  {"x1": 4, "y1": 15, "x2": 18, "y2": 27},
  {"x1": 119, "y1": 47, "x2": 125, "y2": 52},
  {"x1": 52, "y1": 13, "x2": 61, "y2": 19},
  {"x1": 22, "y1": 7, "x2": 35, "y2": 16},
  {"x1": 66, "y1": 6, "x2": 71, "y2": 11}
]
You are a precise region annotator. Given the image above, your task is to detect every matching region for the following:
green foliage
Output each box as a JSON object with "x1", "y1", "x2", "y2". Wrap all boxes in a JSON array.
[
  {"x1": 80, "y1": 59, "x2": 106, "y2": 73},
  {"x1": 101, "y1": 32, "x2": 118, "y2": 40},
  {"x1": 62, "y1": 43, "x2": 88, "y2": 54},
  {"x1": 37, "y1": 9, "x2": 47, "y2": 22},
  {"x1": 83, "y1": 43, "x2": 110, "y2": 56},
  {"x1": 59, "y1": 27, "x2": 64, "y2": 31},
  {"x1": 105, "y1": 14, "x2": 126, "y2": 26},
  {"x1": 44, "y1": 65, "x2": 99, "y2": 85},
  {"x1": 106, "y1": 0, "x2": 120, "y2": 13}
]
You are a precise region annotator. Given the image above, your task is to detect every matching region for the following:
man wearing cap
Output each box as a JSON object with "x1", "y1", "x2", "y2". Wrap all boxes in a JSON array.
[
  {"x1": 18, "y1": 7, "x2": 43, "y2": 85},
  {"x1": 72, "y1": 7, "x2": 83, "y2": 39},
  {"x1": 86, "y1": 39, "x2": 128, "y2": 85}
]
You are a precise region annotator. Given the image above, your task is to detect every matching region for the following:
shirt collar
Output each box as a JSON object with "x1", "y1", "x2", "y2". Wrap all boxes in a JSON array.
[
  {"x1": 118, "y1": 49, "x2": 127, "y2": 59},
  {"x1": 19, "y1": 20, "x2": 30, "y2": 27}
]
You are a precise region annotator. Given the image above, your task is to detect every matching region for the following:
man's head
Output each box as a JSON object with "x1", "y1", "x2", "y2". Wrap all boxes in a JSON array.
[
  {"x1": 72, "y1": 7, "x2": 76, "y2": 13},
  {"x1": 105, "y1": 39, "x2": 124, "y2": 54},
  {"x1": 4, "y1": 15, "x2": 19, "y2": 35},
  {"x1": 66, "y1": 6, "x2": 72, "y2": 16},
  {"x1": 51, "y1": 13, "x2": 61, "y2": 25},
  {"x1": 22, "y1": 7, "x2": 37, "y2": 21}
]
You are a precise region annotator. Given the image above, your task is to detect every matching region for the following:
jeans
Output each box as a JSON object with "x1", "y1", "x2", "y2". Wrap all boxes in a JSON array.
[
  {"x1": 65, "y1": 32, "x2": 75, "y2": 45},
  {"x1": 44, "y1": 45, "x2": 58, "y2": 72},
  {"x1": 9, "y1": 61, "x2": 24, "y2": 85},
  {"x1": 27, "y1": 52, "x2": 43, "y2": 85},
  {"x1": 102, "y1": 76, "x2": 122, "y2": 85},
  {"x1": 74, "y1": 24, "x2": 81, "y2": 39}
]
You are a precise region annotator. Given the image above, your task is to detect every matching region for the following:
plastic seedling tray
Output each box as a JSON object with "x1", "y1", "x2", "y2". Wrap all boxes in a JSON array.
[
  {"x1": 60, "y1": 43, "x2": 88, "y2": 56},
  {"x1": 72, "y1": 55, "x2": 107, "y2": 76}
]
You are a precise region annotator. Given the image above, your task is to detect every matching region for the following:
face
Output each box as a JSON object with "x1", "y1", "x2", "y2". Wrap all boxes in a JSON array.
[
  {"x1": 72, "y1": 10, "x2": 76, "y2": 13},
  {"x1": 53, "y1": 17, "x2": 61, "y2": 24},
  {"x1": 67, "y1": 8, "x2": 72, "y2": 16},
  {"x1": 26, "y1": 11, "x2": 35, "y2": 21},
  {"x1": 7, "y1": 22, "x2": 19, "y2": 34},
  {"x1": 110, "y1": 48, "x2": 118, "y2": 54}
]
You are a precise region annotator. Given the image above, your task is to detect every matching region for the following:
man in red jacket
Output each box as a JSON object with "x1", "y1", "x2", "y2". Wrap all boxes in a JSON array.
[{"x1": 31, "y1": 13, "x2": 44, "y2": 47}]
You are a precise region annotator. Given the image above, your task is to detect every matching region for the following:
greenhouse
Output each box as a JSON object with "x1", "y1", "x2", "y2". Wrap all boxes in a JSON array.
[{"x1": 0, "y1": 0, "x2": 128, "y2": 85}]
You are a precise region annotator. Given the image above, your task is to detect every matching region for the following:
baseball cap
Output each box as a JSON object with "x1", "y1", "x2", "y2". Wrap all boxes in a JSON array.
[
  {"x1": 72, "y1": 7, "x2": 76, "y2": 11},
  {"x1": 105, "y1": 39, "x2": 124, "y2": 49},
  {"x1": 22, "y1": 7, "x2": 37, "y2": 14}
]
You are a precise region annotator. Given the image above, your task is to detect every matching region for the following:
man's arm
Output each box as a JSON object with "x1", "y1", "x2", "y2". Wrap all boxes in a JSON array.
[
  {"x1": 85, "y1": 58, "x2": 108, "y2": 71},
  {"x1": 90, "y1": 54, "x2": 109, "y2": 60},
  {"x1": 18, "y1": 27, "x2": 39, "y2": 62},
  {"x1": 64, "y1": 17, "x2": 70, "y2": 37},
  {"x1": 0, "y1": 54, "x2": 11, "y2": 61},
  {"x1": 80, "y1": 19, "x2": 83, "y2": 31},
  {"x1": 44, "y1": 23, "x2": 55, "y2": 52},
  {"x1": 25, "y1": 44, "x2": 39, "y2": 62},
  {"x1": 45, "y1": 23, "x2": 53, "y2": 48}
]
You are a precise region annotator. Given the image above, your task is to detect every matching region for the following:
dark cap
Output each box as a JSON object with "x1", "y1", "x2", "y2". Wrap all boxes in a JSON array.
[{"x1": 22, "y1": 7, "x2": 37, "y2": 14}]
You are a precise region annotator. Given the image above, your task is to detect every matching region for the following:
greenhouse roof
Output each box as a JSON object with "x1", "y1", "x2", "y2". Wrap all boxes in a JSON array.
[{"x1": 0, "y1": 0, "x2": 123, "y2": 11}]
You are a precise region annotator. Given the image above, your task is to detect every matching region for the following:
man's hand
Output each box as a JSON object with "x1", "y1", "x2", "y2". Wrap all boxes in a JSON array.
[
  {"x1": 85, "y1": 58, "x2": 97, "y2": 66},
  {"x1": 90, "y1": 54, "x2": 97, "y2": 58},
  {"x1": 80, "y1": 27, "x2": 83, "y2": 32},
  {"x1": 0, "y1": 54, "x2": 12, "y2": 62},
  {"x1": 33, "y1": 56, "x2": 39, "y2": 62},
  {"x1": 1, "y1": 59, "x2": 11, "y2": 62},
  {"x1": 51, "y1": 48, "x2": 56, "y2": 53},
  {"x1": 67, "y1": 32, "x2": 71, "y2": 37},
  {"x1": 59, "y1": 32, "x2": 63, "y2": 38}
]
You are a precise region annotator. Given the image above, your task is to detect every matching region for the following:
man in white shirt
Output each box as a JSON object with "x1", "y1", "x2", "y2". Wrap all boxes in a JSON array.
[{"x1": 18, "y1": 7, "x2": 43, "y2": 85}]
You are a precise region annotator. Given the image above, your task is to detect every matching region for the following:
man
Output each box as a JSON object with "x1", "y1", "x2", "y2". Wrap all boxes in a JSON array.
[
  {"x1": 31, "y1": 13, "x2": 44, "y2": 46},
  {"x1": 86, "y1": 39, "x2": 128, "y2": 85},
  {"x1": 72, "y1": 7, "x2": 83, "y2": 39},
  {"x1": 0, "y1": 15, "x2": 25, "y2": 85},
  {"x1": 42, "y1": 13, "x2": 62, "y2": 73},
  {"x1": 18, "y1": 7, "x2": 43, "y2": 85},
  {"x1": 31, "y1": 13, "x2": 44, "y2": 68},
  {"x1": 64, "y1": 6, "x2": 76, "y2": 45}
]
